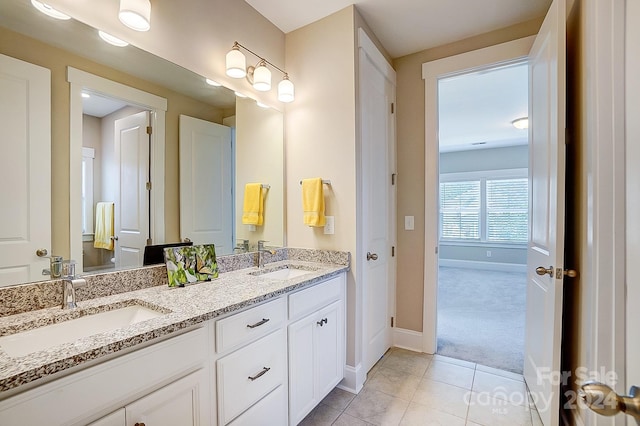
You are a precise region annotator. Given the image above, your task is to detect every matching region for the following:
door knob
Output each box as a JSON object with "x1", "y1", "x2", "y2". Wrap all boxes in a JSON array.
[
  {"x1": 580, "y1": 381, "x2": 640, "y2": 420},
  {"x1": 36, "y1": 248, "x2": 48, "y2": 257},
  {"x1": 366, "y1": 252, "x2": 378, "y2": 261},
  {"x1": 535, "y1": 266, "x2": 554, "y2": 277}
]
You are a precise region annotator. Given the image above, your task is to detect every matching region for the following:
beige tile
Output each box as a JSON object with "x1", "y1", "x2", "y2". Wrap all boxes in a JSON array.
[
  {"x1": 411, "y1": 378, "x2": 471, "y2": 418},
  {"x1": 433, "y1": 354, "x2": 476, "y2": 369},
  {"x1": 398, "y1": 402, "x2": 466, "y2": 426},
  {"x1": 472, "y1": 371, "x2": 529, "y2": 406},
  {"x1": 425, "y1": 360, "x2": 475, "y2": 390},
  {"x1": 366, "y1": 366, "x2": 422, "y2": 400},
  {"x1": 299, "y1": 403, "x2": 342, "y2": 426},
  {"x1": 345, "y1": 388, "x2": 410, "y2": 426},
  {"x1": 333, "y1": 413, "x2": 375, "y2": 426},
  {"x1": 381, "y1": 349, "x2": 432, "y2": 377},
  {"x1": 475, "y1": 364, "x2": 524, "y2": 382},
  {"x1": 320, "y1": 387, "x2": 356, "y2": 412},
  {"x1": 467, "y1": 394, "x2": 533, "y2": 426}
]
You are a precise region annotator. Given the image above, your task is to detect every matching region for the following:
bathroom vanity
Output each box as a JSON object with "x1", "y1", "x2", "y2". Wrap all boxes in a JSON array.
[{"x1": 0, "y1": 249, "x2": 349, "y2": 426}]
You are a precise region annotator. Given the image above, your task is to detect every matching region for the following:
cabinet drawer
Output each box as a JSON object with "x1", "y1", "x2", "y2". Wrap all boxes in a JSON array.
[
  {"x1": 216, "y1": 297, "x2": 286, "y2": 353},
  {"x1": 228, "y1": 385, "x2": 287, "y2": 426},
  {"x1": 217, "y1": 328, "x2": 286, "y2": 425},
  {"x1": 289, "y1": 275, "x2": 343, "y2": 320}
]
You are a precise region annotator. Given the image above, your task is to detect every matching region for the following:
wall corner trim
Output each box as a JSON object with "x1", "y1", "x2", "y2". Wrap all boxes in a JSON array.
[
  {"x1": 338, "y1": 363, "x2": 366, "y2": 394},
  {"x1": 393, "y1": 328, "x2": 424, "y2": 353}
]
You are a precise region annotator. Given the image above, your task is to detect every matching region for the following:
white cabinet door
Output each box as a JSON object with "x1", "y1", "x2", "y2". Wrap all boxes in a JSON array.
[
  {"x1": 89, "y1": 409, "x2": 125, "y2": 426},
  {"x1": 126, "y1": 369, "x2": 210, "y2": 426},
  {"x1": 228, "y1": 385, "x2": 288, "y2": 426},
  {"x1": 288, "y1": 300, "x2": 344, "y2": 425}
]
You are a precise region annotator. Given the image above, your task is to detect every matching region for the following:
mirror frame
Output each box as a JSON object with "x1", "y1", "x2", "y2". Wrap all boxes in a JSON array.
[{"x1": 68, "y1": 67, "x2": 167, "y2": 272}]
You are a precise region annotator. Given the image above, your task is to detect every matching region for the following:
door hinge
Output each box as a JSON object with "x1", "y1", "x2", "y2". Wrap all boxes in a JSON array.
[
  {"x1": 146, "y1": 238, "x2": 153, "y2": 245},
  {"x1": 391, "y1": 173, "x2": 396, "y2": 185},
  {"x1": 146, "y1": 126, "x2": 152, "y2": 135},
  {"x1": 392, "y1": 246, "x2": 395, "y2": 257},
  {"x1": 391, "y1": 317, "x2": 394, "y2": 327},
  {"x1": 391, "y1": 103, "x2": 395, "y2": 114},
  {"x1": 146, "y1": 182, "x2": 152, "y2": 190},
  {"x1": 435, "y1": 246, "x2": 438, "y2": 254}
]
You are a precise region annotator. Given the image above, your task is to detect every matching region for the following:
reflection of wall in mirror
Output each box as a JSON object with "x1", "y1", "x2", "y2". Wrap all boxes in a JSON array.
[
  {"x1": 0, "y1": 26, "x2": 229, "y2": 258},
  {"x1": 235, "y1": 98, "x2": 285, "y2": 248}
]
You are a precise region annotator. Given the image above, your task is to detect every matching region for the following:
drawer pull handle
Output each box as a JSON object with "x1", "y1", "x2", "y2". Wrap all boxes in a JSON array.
[
  {"x1": 317, "y1": 318, "x2": 328, "y2": 326},
  {"x1": 248, "y1": 367, "x2": 271, "y2": 381},
  {"x1": 247, "y1": 318, "x2": 270, "y2": 328}
]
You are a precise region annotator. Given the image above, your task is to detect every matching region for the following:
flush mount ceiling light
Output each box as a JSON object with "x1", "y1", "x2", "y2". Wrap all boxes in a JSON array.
[
  {"x1": 512, "y1": 117, "x2": 529, "y2": 130},
  {"x1": 31, "y1": 0, "x2": 71, "y2": 20},
  {"x1": 119, "y1": 0, "x2": 151, "y2": 32},
  {"x1": 98, "y1": 31, "x2": 129, "y2": 47},
  {"x1": 225, "y1": 41, "x2": 295, "y2": 102}
]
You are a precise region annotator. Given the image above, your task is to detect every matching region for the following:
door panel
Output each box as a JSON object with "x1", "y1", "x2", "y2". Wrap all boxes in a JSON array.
[
  {"x1": 523, "y1": 1, "x2": 566, "y2": 425},
  {"x1": 179, "y1": 115, "x2": 233, "y2": 253},
  {"x1": 114, "y1": 111, "x2": 149, "y2": 268},
  {"x1": 0, "y1": 54, "x2": 51, "y2": 286}
]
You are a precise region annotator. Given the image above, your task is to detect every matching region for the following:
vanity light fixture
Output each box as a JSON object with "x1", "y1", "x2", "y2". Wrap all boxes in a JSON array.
[
  {"x1": 98, "y1": 31, "x2": 129, "y2": 47},
  {"x1": 205, "y1": 78, "x2": 222, "y2": 87},
  {"x1": 118, "y1": 0, "x2": 151, "y2": 32},
  {"x1": 512, "y1": 117, "x2": 529, "y2": 130},
  {"x1": 225, "y1": 41, "x2": 295, "y2": 102},
  {"x1": 31, "y1": 0, "x2": 71, "y2": 20}
]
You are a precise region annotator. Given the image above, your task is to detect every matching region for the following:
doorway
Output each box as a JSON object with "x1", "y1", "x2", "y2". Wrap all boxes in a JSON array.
[{"x1": 435, "y1": 63, "x2": 529, "y2": 373}]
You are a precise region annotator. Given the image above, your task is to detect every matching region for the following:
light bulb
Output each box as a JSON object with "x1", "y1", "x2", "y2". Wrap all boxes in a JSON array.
[
  {"x1": 252, "y1": 61, "x2": 271, "y2": 91},
  {"x1": 226, "y1": 45, "x2": 246, "y2": 79}
]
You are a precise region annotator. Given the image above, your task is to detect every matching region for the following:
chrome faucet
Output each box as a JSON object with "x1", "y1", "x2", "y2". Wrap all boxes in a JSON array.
[
  {"x1": 257, "y1": 240, "x2": 276, "y2": 268},
  {"x1": 235, "y1": 239, "x2": 250, "y2": 253},
  {"x1": 62, "y1": 278, "x2": 87, "y2": 309}
]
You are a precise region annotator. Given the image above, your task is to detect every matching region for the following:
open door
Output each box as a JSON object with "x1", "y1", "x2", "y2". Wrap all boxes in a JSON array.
[
  {"x1": 523, "y1": 0, "x2": 566, "y2": 424},
  {"x1": 114, "y1": 111, "x2": 150, "y2": 269}
]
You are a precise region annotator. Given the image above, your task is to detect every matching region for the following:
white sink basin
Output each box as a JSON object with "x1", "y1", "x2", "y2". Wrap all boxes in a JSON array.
[
  {"x1": 253, "y1": 267, "x2": 315, "y2": 280},
  {"x1": 0, "y1": 305, "x2": 164, "y2": 357}
]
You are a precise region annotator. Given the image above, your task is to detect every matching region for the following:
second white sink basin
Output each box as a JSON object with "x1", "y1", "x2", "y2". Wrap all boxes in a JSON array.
[{"x1": 0, "y1": 305, "x2": 165, "y2": 358}]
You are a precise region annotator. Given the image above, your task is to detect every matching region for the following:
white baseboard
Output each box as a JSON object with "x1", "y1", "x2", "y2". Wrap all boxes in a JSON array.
[
  {"x1": 439, "y1": 259, "x2": 526, "y2": 273},
  {"x1": 393, "y1": 328, "x2": 424, "y2": 352},
  {"x1": 338, "y1": 363, "x2": 365, "y2": 394}
]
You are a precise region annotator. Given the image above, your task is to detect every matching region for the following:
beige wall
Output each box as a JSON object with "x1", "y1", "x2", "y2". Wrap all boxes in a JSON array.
[
  {"x1": 235, "y1": 98, "x2": 284, "y2": 247},
  {"x1": 0, "y1": 27, "x2": 227, "y2": 257},
  {"x1": 392, "y1": 18, "x2": 543, "y2": 332},
  {"x1": 285, "y1": 7, "x2": 358, "y2": 364}
]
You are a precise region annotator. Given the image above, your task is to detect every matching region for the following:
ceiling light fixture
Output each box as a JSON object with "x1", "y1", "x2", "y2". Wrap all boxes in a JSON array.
[
  {"x1": 31, "y1": 0, "x2": 71, "y2": 20},
  {"x1": 225, "y1": 41, "x2": 295, "y2": 102},
  {"x1": 118, "y1": 0, "x2": 151, "y2": 32},
  {"x1": 512, "y1": 117, "x2": 529, "y2": 130},
  {"x1": 98, "y1": 31, "x2": 129, "y2": 47}
]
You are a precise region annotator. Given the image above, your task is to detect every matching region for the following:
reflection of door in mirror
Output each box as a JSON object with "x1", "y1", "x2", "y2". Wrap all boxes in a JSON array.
[
  {"x1": 179, "y1": 115, "x2": 234, "y2": 255},
  {"x1": 0, "y1": 54, "x2": 51, "y2": 286}
]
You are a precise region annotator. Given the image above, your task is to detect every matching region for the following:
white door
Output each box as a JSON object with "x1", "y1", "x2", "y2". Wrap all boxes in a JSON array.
[
  {"x1": 179, "y1": 115, "x2": 233, "y2": 253},
  {"x1": 0, "y1": 54, "x2": 51, "y2": 286},
  {"x1": 626, "y1": 1, "x2": 640, "y2": 423},
  {"x1": 358, "y1": 30, "x2": 397, "y2": 373},
  {"x1": 114, "y1": 111, "x2": 150, "y2": 268},
  {"x1": 523, "y1": 0, "x2": 566, "y2": 424}
]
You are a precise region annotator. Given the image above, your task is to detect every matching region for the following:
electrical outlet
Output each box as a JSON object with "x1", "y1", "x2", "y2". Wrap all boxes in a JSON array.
[
  {"x1": 248, "y1": 225, "x2": 256, "y2": 232},
  {"x1": 324, "y1": 216, "x2": 335, "y2": 235},
  {"x1": 486, "y1": 250, "x2": 492, "y2": 257},
  {"x1": 404, "y1": 216, "x2": 415, "y2": 231}
]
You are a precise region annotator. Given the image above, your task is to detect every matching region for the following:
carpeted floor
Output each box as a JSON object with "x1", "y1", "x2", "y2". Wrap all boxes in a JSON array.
[{"x1": 436, "y1": 266, "x2": 526, "y2": 374}]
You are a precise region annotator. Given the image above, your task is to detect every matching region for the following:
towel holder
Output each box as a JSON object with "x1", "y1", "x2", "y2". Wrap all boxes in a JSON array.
[
  {"x1": 261, "y1": 184, "x2": 270, "y2": 189},
  {"x1": 299, "y1": 179, "x2": 331, "y2": 186}
]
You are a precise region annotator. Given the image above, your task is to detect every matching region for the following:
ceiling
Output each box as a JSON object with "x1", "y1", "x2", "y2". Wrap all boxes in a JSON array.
[{"x1": 244, "y1": 0, "x2": 551, "y2": 58}]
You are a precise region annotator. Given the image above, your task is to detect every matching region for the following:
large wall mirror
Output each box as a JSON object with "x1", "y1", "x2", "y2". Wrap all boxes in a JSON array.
[{"x1": 0, "y1": 0, "x2": 284, "y2": 285}]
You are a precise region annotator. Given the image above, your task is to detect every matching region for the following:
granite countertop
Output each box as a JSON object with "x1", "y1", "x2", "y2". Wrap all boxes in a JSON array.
[{"x1": 0, "y1": 258, "x2": 349, "y2": 395}]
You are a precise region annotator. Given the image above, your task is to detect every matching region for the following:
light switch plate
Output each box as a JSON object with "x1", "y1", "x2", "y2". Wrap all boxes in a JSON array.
[
  {"x1": 324, "y1": 216, "x2": 335, "y2": 235},
  {"x1": 404, "y1": 216, "x2": 415, "y2": 231},
  {"x1": 248, "y1": 224, "x2": 256, "y2": 232}
]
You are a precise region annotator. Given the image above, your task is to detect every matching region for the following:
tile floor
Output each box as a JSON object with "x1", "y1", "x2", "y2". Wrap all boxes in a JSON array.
[{"x1": 300, "y1": 348, "x2": 544, "y2": 426}]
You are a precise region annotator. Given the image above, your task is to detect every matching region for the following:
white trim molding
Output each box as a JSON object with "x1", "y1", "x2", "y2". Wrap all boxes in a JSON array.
[
  {"x1": 393, "y1": 328, "x2": 424, "y2": 353},
  {"x1": 67, "y1": 67, "x2": 167, "y2": 271},
  {"x1": 338, "y1": 363, "x2": 365, "y2": 394},
  {"x1": 421, "y1": 37, "x2": 535, "y2": 354}
]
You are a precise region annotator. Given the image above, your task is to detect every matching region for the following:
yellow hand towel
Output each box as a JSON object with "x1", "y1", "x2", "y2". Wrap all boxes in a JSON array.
[
  {"x1": 242, "y1": 183, "x2": 264, "y2": 225},
  {"x1": 94, "y1": 202, "x2": 115, "y2": 250},
  {"x1": 302, "y1": 178, "x2": 326, "y2": 227}
]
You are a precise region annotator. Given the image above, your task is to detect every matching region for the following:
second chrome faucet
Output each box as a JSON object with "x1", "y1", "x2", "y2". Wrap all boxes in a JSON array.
[{"x1": 257, "y1": 240, "x2": 276, "y2": 269}]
